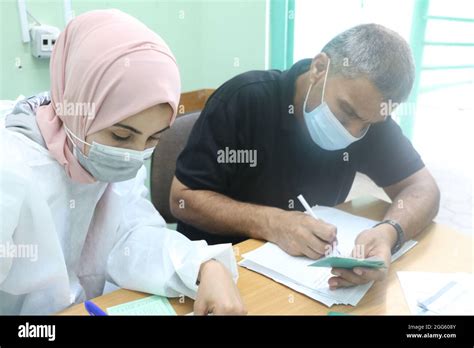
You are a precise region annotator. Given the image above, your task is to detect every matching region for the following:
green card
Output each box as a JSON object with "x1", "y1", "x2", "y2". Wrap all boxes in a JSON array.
[
  {"x1": 327, "y1": 311, "x2": 351, "y2": 316},
  {"x1": 107, "y1": 295, "x2": 177, "y2": 315},
  {"x1": 308, "y1": 256, "x2": 386, "y2": 269}
]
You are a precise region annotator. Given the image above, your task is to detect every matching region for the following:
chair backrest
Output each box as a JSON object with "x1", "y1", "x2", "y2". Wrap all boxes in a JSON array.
[
  {"x1": 177, "y1": 89, "x2": 214, "y2": 114},
  {"x1": 150, "y1": 111, "x2": 200, "y2": 222},
  {"x1": 150, "y1": 89, "x2": 214, "y2": 222}
]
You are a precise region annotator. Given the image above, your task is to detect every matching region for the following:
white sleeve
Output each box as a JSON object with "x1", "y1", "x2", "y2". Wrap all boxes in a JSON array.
[
  {"x1": 106, "y1": 167, "x2": 238, "y2": 299},
  {"x1": 0, "y1": 155, "x2": 28, "y2": 285}
]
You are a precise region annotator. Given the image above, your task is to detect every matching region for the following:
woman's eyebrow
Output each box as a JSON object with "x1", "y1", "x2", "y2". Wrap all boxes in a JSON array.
[
  {"x1": 114, "y1": 124, "x2": 170, "y2": 136},
  {"x1": 152, "y1": 126, "x2": 170, "y2": 136}
]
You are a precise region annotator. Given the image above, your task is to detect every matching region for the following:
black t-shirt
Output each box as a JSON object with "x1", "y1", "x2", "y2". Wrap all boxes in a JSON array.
[{"x1": 175, "y1": 59, "x2": 424, "y2": 244}]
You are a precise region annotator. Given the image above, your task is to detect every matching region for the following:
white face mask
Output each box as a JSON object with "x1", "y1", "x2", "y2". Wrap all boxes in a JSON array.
[
  {"x1": 64, "y1": 125, "x2": 154, "y2": 182},
  {"x1": 303, "y1": 59, "x2": 369, "y2": 151}
]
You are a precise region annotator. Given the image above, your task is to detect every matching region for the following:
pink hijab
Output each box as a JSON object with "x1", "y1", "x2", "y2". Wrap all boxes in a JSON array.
[{"x1": 36, "y1": 9, "x2": 181, "y2": 184}]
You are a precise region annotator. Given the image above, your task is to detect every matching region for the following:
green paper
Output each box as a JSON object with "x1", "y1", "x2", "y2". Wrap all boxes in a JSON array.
[
  {"x1": 309, "y1": 256, "x2": 386, "y2": 269},
  {"x1": 107, "y1": 295, "x2": 176, "y2": 316},
  {"x1": 327, "y1": 311, "x2": 351, "y2": 316}
]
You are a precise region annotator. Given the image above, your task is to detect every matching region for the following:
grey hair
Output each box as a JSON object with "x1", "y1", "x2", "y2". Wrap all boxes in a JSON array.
[{"x1": 321, "y1": 23, "x2": 415, "y2": 103}]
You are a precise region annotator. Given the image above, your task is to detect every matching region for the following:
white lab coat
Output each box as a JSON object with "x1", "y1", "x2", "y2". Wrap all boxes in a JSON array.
[{"x1": 0, "y1": 126, "x2": 238, "y2": 315}]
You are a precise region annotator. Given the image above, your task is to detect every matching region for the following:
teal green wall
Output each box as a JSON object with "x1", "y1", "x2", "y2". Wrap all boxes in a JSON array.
[
  {"x1": 269, "y1": 0, "x2": 293, "y2": 70},
  {"x1": 0, "y1": 0, "x2": 267, "y2": 99}
]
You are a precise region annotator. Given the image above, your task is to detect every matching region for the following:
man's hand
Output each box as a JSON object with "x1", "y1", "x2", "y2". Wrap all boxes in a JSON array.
[
  {"x1": 194, "y1": 259, "x2": 247, "y2": 315},
  {"x1": 266, "y1": 210, "x2": 338, "y2": 259},
  {"x1": 328, "y1": 224, "x2": 396, "y2": 289}
]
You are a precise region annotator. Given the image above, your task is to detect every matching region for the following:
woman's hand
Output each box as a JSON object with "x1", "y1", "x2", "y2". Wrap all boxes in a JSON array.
[{"x1": 194, "y1": 259, "x2": 247, "y2": 315}]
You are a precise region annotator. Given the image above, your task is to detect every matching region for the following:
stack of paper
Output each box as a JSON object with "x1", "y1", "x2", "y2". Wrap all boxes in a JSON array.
[
  {"x1": 397, "y1": 271, "x2": 474, "y2": 315},
  {"x1": 239, "y1": 206, "x2": 417, "y2": 307}
]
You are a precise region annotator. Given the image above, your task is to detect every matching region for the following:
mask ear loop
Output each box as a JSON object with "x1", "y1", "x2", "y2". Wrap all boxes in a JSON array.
[
  {"x1": 320, "y1": 58, "x2": 331, "y2": 104},
  {"x1": 63, "y1": 124, "x2": 92, "y2": 157},
  {"x1": 304, "y1": 58, "x2": 331, "y2": 110}
]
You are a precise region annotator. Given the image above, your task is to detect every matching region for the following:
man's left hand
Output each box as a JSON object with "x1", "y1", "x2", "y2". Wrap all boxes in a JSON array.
[{"x1": 328, "y1": 224, "x2": 396, "y2": 289}]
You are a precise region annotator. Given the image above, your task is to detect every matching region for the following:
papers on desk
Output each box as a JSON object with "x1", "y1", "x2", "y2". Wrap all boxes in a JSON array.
[
  {"x1": 397, "y1": 272, "x2": 474, "y2": 315},
  {"x1": 239, "y1": 206, "x2": 418, "y2": 307},
  {"x1": 107, "y1": 295, "x2": 176, "y2": 315}
]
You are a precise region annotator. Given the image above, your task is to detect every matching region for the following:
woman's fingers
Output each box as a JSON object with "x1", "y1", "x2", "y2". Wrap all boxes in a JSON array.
[
  {"x1": 193, "y1": 299, "x2": 209, "y2": 315},
  {"x1": 194, "y1": 259, "x2": 246, "y2": 315},
  {"x1": 213, "y1": 302, "x2": 247, "y2": 315}
]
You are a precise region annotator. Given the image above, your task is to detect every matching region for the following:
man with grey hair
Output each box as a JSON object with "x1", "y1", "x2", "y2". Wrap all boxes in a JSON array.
[{"x1": 170, "y1": 24, "x2": 440, "y2": 289}]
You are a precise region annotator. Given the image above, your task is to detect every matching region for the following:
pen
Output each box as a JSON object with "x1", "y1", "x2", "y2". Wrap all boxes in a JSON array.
[
  {"x1": 297, "y1": 194, "x2": 319, "y2": 220},
  {"x1": 84, "y1": 300, "x2": 108, "y2": 316},
  {"x1": 297, "y1": 194, "x2": 340, "y2": 256}
]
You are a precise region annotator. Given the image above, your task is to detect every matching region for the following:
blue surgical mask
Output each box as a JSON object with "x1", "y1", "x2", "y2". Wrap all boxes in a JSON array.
[
  {"x1": 303, "y1": 59, "x2": 369, "y2": 151},
  {"x1": 64, "y1": 125, "x2": 154, "y2": 182}
]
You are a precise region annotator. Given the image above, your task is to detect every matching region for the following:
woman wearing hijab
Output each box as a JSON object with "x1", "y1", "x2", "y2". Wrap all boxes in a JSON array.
[{"x1": 0, "y1": 10, "x2": 245, "y2": 315}]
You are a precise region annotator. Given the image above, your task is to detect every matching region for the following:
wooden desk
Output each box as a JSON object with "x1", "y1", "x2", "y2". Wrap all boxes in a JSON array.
[{"x1": 59, "y1": 196, "x2": 473, "y2": 315}]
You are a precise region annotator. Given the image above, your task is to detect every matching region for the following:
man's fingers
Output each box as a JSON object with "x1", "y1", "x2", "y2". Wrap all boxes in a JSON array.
[
  {"x1": 328, "y1": 276, "x2": 356, "y2": 289},
  {"x1": 306, "y1": 218, "x2": 337, "y2": 243},
  {"x1": 331, "y1": 268, "x2": 368, "y2": 285},
  {"x1": 351, "y1": 246, "x2": 366, "y2": 258},
  {"x1": 304, "y1": 232, "x2": 330, "y2": 256},
  {"x1": 353, "y1": 267, "x2": 387, "y2": 281},
  {"x1": 303, "y1": 245, "x2": 323, "y2": 260}
]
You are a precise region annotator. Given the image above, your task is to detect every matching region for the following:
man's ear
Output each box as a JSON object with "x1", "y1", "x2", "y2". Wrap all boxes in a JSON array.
[{"x1": 309, "y1": 53, "x2": 330, "y2": 84}]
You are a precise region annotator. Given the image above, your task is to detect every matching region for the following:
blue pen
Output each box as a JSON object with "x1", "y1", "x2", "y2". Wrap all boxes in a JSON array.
[{"x1": 84, "y1": 300, "x2": 108, "y2": 316}]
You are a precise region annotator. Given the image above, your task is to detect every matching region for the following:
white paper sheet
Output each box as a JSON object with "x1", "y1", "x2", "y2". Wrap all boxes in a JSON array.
[
  {"x1": 397, "y1": 271, "x2": 474, "y2": 315},
  {"x1": 239, "y1": 206, "x2": 418, "y2": 307}
]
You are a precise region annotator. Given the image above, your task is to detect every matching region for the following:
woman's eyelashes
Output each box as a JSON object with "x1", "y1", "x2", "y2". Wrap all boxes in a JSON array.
[
  {"x1": 110, "y1": 131, "x2": 160, "y2": 147},
  {"x1": 111, "y1": 132, "x2": 132, "y2": 141},
  {"x1": 148, "y1": 137, "x2": 160, "y2": 145}
]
